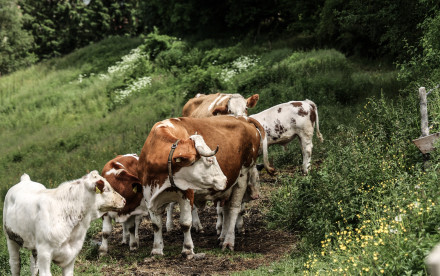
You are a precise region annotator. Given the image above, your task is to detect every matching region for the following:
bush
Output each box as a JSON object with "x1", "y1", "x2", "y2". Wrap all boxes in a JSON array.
[{"x1": 267, "y1": 93, "x2": 440, "y2": 274}]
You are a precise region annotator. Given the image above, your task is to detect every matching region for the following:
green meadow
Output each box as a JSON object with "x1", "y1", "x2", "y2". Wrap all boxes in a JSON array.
[{"x1": 1, "y1": 33, "x2": 440, "y2": 275}]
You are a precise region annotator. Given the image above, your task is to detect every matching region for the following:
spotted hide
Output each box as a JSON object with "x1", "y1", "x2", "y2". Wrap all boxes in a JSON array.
[{"x1": 250, "y1": 99, "x2": 324, "y2": 174}]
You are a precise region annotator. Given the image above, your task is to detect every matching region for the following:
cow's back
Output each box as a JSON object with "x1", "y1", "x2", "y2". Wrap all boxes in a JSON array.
[
  {"x1": 3, "y1": 180, "x2": 47, "y2": 248},
  {"x1": 250, "y1": 101, "x2": 316, "y2": 146},
  {"x1": 176, "y1": 116, "x2": 261, "y2": 183},
  {"x1": 182, "y1": 93, "x2": 226, "y2": 118}
]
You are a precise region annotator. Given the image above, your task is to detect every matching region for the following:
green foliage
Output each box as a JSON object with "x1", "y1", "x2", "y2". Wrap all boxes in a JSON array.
[
  {"x1": 266, "y1": 92, "x2": 440, "y2": 274},
  {"x1": 397, "y1": 9, "x2": 440, "y2": 134},
  {"x1": 18, "y1": 0, "x2": 140, "y2": 60},
  {"x1": 316, "y1": 0, "x2": 438, "y2": 59},
  {"x1": 0, "y1": 0, "x2": 36, "y2": 75}
]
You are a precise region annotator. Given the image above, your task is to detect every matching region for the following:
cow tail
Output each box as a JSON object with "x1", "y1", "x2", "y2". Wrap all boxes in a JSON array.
[
  {"x1": 247, "y1": 117, "x2": 275, "y2": 175},
  {"x1": 21, "y1": 173, "x2": 31, "y2": 182},
  {"x1": 306, "y1": 99, "x2": 324, "y2": 143}
]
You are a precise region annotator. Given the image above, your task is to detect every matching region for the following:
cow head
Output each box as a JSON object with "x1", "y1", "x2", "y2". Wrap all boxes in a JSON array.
[
  {"x1": 212, "y1": 94, "x2": 259, "y2": 116},
  {"x1": 105, "y1": 161, "x2": 143, "y2": 197},
  {"x1": 171, "y1": 135, "x2": 227, "y2": 191},
  {"x1": 85, "y1": 170, "x2": 126, "y2": 212}
]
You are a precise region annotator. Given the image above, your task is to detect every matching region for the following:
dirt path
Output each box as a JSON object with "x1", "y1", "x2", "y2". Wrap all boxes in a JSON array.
[{"x1": 95, "y1": 173, "x2": 297, "y2": 275}]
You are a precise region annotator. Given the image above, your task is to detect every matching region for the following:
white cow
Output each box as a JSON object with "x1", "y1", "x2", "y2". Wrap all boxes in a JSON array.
[
  {"x1": 250, "y1": 99, "x2": 323, "y2": 174},
  {"x1": 3, "y1": 171, "x2": 126, "y2": 276}
]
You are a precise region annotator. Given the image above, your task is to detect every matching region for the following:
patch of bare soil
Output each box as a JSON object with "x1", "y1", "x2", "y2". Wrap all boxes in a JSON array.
[{"x1": 98, "y1": 173, "x2": 297, "y2": 275}]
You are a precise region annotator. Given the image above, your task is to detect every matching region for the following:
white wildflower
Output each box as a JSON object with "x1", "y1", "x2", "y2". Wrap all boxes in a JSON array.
[
  {"x1": 389, "y1": 228, "x2": 398, "y2": 234},
  {"x1": 219, "y1": 55, "x2": 259, "y2": 83},
  {"x1": 78, "y1": 74, "x2": 86, "y2": 83},
  {"x1": 114, "y1": 76, "x2": 152, "y2": 103},
  {"x1": 108, "y1": 48, "x2": 147, "y2": 76},
  {"x1": 394, "y1": 214, "x2": 404, "y2": 222},
  {"x1": 98, "y1": 74, "x2": 110, "y2": 80}
]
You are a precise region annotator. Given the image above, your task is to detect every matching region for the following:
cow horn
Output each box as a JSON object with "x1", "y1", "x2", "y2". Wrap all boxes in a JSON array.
[{"x1": 196, "y1": 145, "x2": 219, "y2": 157}]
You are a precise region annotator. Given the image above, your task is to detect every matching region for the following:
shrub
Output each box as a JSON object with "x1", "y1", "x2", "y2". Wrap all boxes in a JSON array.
[{"x1": 267, "y1": 93, "x2": 440, "y2": 274}]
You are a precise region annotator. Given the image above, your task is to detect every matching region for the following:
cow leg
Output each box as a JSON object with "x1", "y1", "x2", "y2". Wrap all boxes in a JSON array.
[
  {"x1": 216, "y1": 202, "x2": 224, "y2": 235},
  {"x1": 36, "y1": 246, "x2": 52, "y2": 276},
  {"x1": 61, "y1": 259, "x2": 75, "y2": 276},
  {"x1": 179, "y1": 199, "x2": 195, "y2": 257},
  {"x1": 235, "y1": 202, "x2": 246, "y2": 234},
  {"x1": 125, "y1": 215, "x2": 138, "y2": 251},
  {"x1": 134, "y1": 215, "x2": 142, "y2": 248},
  {"x1": 6, "y1": 238, "x2": 21, "y2": 276},
  {"x1": 300, "y1": 135, "x2": 313, "y2": 174},
  {"x1": 30, "y1": 249, "x2": 38, "y2": 276},
  {"x1": 166, "y1": 202, "x2": 176, "y2": 232},
  {"x1": 220, "y1": 172, "x2": 248, "y2": 251},
  {"x1": 149, "y1": 210, "x2": 164, "y2": 255},
  {"x1": 122, "y1": 220, "x2": 130, "y2": 245},
  {"x1": 99, "y1": 214, "x2": 112, "y2": 255},
  {"x1": 191, "y1": 206, "x2": 204, "y2": 233}
]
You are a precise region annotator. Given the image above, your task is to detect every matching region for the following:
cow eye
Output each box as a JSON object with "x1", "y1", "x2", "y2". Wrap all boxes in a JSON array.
[{"x1": 205, "y1": 157, "x2": 214, "y2": 165}]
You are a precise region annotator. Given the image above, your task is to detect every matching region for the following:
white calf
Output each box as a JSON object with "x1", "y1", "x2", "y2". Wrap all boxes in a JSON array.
[
  {"x1": 3, "y1": 171, "x2": 126, "y2": 276},
  {"x1": 250, "y1": 99, "x2": 324, "y2": 174}
]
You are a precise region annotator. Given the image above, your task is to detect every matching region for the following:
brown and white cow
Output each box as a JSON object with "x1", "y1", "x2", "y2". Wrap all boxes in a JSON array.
[
  {"x1": 168, "y1": 93, "x2": 263, "y2": 235},
  {"x1": 98, "y1": 154, "x2": 146, "y2": 255},
  {"x1": 166, "y1": 165, "x2": 260, "y2": 234},
  {"x1": 250, "y1": 99, "x2": 324, "y2": 174},
  {"x1": 182, "y1": 93, "x2": 259, "y2": 117},
  {"x1": 137, "y1": 116, "x2": 273, "y2": 257}
]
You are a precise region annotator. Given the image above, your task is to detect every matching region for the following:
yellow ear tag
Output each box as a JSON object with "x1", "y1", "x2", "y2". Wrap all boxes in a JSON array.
[
  {"x1": 133, "y1": 186, "x2": 137, "y2": 193},
  {"x1": 95, "y1": 187, "x2": 102, "y2": 194}
]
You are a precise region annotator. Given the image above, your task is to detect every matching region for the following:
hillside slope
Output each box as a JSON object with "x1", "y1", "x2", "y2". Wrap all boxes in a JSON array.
[{"x1": 2, "y1": 34, "x2": 436, "y2": 275}]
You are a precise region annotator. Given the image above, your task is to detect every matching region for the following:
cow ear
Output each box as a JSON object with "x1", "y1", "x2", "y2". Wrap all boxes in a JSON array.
[
  {"x1": 132, "y1": 183, "x2": 142, "y2": 194},
  {"x1": 173, "y1": 156, "x2": 196, "y2": 167},
  {"x1": 116, "y1": 170, "x2": 140, "y2": 183},
  {"x1": 95, "y1": 179, "x2": 105, "y2": 194},
  {"x1": 212, "y1": 106, "x2": 229, "y2": 116},
  {"x1": 246, "y1": 94, "x2": 259, "y2": 108}
]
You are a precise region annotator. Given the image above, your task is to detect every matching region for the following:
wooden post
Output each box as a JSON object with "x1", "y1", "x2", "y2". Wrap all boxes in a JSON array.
[
  {"x1": 419, "y1": 87, "x2": 429, "y2": 137},
  {"x1": 418, "y1": 87, "x2": 431, "y2": 166}
]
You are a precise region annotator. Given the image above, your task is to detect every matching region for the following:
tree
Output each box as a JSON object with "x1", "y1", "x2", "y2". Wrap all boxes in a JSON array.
[{"x1": 0, "y1": 0, "x2": 36, "y2": 75}]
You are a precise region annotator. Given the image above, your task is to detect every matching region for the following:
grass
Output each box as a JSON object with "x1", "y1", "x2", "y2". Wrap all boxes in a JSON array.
[{"x1": 1, "y1": 33, "x2": 423, "y2": 275}]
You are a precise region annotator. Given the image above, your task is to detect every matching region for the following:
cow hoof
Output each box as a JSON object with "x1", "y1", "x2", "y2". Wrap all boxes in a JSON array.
[
  {"x1": 130, "y1": 243, "x2": 138, "y2": 251},
  {"x1": 151, "y1": 249, "x2": 164, "y2": 256},
  {"x1": 99, "y1": 250, "x2": 108, "y2": 257},
  {"x1": 221, "y1": 243, "x2": 234, "y2": 251},
  {"x1": 166, "y1": 224, "x2": 174, "y2": 232},
  {"x1": 181, "y1": 249, "x2": 195, "y2": 259},
  {"x1": 194, "y1": 253, "x2": 206, "y2": 260},
  {"x1": 194, "y1": 228, "x2": 204, "y2": 234}
]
